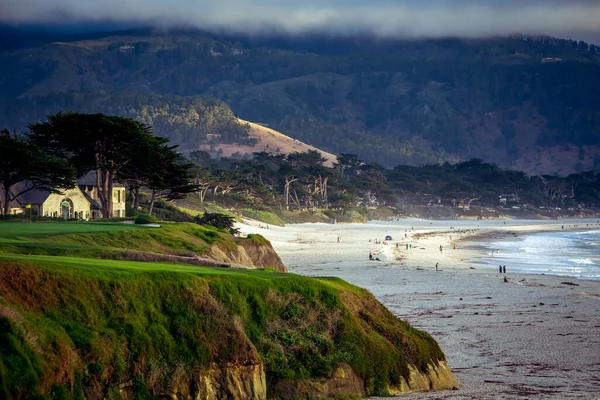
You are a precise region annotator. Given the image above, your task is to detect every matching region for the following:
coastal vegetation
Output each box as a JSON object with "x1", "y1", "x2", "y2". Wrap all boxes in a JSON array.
[
  {"x1": 178, "y1": 151, "x2": 600, "y2": 222},
  {"x1": 0, "y1": 222, "x2": 451, "y2": 398},
  {"x1": 3, "y1": 111, "x2": 600, "y2": 224}
]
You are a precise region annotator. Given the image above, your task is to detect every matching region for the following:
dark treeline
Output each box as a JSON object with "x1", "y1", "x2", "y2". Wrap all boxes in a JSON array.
[{"x1": 187, "y1": 150, "x2": 600, "y2": 218}]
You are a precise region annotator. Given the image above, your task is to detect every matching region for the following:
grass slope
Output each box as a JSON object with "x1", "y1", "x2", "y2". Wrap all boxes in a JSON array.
[{"x1": 0, "y1": 254, "x2": 444, "y2": 399}]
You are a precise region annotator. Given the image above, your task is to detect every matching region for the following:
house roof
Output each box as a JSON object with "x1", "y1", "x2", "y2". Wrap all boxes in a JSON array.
[
  {"x1": 9, "y1": 181, "x2": 52, "y2": 206},
  {"x1": 77, "y1": 171, "x2": 125, "y2": 187},
  {"x1": 81, "y1": 190, "x2": 102, "y2": 211}
]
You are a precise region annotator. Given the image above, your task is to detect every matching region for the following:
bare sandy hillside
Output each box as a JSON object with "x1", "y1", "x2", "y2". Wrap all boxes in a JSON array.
[{"x1": 199, "y1": 120, "x2": 338, "y2": 167}]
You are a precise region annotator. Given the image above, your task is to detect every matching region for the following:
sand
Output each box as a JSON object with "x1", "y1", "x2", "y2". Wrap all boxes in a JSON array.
[{"x1": 237, "y1": 218, "x2": 600, "y2": 399}]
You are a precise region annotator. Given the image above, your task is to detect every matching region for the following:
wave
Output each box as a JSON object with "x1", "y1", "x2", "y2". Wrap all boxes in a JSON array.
[
  {"x1": 569, "y1": 258, "x2": 597, "y2": 265},
  {"x1": 481, "y1": 229, "x2": 600, "y2": 281}
]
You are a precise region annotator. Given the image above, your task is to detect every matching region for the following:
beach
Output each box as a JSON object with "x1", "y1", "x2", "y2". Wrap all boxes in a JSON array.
[{"x1": 238, "y1": 219, "x2": 600, "y2": 399}]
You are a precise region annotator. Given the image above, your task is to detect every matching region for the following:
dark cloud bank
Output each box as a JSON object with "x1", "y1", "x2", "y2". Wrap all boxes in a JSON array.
[{"x1": 1, "y1": 0, "x2": 600, "y2": 40}]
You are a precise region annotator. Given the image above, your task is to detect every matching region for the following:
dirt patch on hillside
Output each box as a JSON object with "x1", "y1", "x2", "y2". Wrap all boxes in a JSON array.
[{"x1": 199, "y1": 120, "x2": 337, "y2": 167}]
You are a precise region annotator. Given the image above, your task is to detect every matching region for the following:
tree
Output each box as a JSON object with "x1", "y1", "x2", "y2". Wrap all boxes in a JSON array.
[
  {"x1": 147, "y1": 147, "x2": 198, "y2": 216},
  {"x1": 335, "y1": 153, "x2": 363, "y2": 180},
  {"x1": 28, "y1": 112, "x2": 157, "y2": 218},
  {"x1": 194, "y1": 212, "x2": 239, "y2": 235},
  {"x1": 286, "y1": 150, "x2": 325, "y2": 168},
  {"x1": 119, "y1": 134, "x2": 172, "y2": 210},
  {"x1": 190, "y1": 166, "x2": 214, "y2": 203},
  {"x1": 0, "y1": 129, "x2": 76, "y2": 215}
]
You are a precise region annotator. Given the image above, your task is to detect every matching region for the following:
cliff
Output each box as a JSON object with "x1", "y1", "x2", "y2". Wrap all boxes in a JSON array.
[
  {"x1": 0, "y1": 222, "x2": 457, "y2": 398},
  {"x1": 205, "y1": 234, "x2": 287, "y2": 272},
  {"x1": 0, "y1": 256, "x2": 457, "y2": 399}
]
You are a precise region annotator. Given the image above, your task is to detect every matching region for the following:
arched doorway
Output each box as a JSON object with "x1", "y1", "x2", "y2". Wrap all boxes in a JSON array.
[{"x1": 60, "y1": 199, "x2": 73, "y2": 220}]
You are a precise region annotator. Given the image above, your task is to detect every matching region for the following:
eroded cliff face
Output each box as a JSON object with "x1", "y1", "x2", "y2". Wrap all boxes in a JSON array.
[
  {"x1": 138, "y1": 360, "x2": 456, "y2": 400},
  {"x1": 268, "y1": 363, "x2": 365, "y2": 400},
  {"x1": 145, "y1": 363, "x2": 266, "y2": 400},
  {"x1": 388, "y1": 361, "x2": 459, "y2": 394},
  {"x1": 205, "y1": 239, "x2": 287, "y2": 272},
  {"x1": 267, "y1": 361, "x2": 458, "y2": 399}
]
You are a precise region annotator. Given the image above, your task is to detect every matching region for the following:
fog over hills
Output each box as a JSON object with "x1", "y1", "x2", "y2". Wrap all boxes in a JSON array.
[{"x1": 2, "y1": 0, "x2": 600, "y2": 40}]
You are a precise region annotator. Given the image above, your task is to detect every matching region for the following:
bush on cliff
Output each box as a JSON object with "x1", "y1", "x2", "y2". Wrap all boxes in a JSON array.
[{"x1": 194, "y1": 212, "x2": 240, "y2": 235}]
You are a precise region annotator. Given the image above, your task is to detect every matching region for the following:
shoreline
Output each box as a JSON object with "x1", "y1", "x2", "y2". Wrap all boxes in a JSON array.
[{"x1": 240, "y1": 218, "x2": 600, "y2": 399}]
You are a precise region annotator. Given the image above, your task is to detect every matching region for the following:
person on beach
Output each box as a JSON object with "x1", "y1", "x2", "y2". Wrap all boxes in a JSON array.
[
  {"x1": 503, "y1": 265, "x2": 506, "y2": 274},
  {"x1": 369, "y1": 251, "x2": 373, "y2": 260},
  {"x1": 337, "y1": 236, "x2": 340, "y2": 243},
  {"x1": 504, "y1": 276, "x2": 509, "y2": 283},
  {"x1": 440, "y1": 245, "x2": 443, "y2": 253},
  {"x1": 406, "y1": 243, "x2": 409, "y2": 250},
  {"x1": 436, "y1": 262, "x2": 439, "y2": 272},
  {"x1": 499, "y1": 265, "x2": 503, "y2": 273}
]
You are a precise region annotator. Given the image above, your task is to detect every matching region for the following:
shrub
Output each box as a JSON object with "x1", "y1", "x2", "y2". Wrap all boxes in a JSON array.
[
  {"x1": 194, "y1": 212, "x2": 239, "y2": 235},
  {"x1": 246, "y1": 233, "x2": 270, "y2": 245},
  {"x1": 134, "y1": 214, "x2": 158, "y2": 225}
]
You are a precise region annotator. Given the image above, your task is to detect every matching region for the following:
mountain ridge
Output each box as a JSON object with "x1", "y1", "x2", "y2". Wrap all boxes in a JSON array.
[{"x1": 1, "y1": 29, "x2": 599, "y2": 174}]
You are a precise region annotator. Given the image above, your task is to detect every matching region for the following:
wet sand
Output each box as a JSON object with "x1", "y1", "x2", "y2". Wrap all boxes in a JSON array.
[{"x1": 238, "y1": 219, "x2": 600, "y2": 399}]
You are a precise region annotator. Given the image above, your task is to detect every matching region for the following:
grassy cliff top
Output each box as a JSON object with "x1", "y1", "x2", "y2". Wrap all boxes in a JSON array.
[{"x1": 0, "y1": 221, "x2": 246, "y2": 259}]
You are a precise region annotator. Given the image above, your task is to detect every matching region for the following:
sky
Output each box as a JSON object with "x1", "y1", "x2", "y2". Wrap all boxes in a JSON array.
[{"x1": 2, "y1": 0, "x2": 600, "y2": 41}]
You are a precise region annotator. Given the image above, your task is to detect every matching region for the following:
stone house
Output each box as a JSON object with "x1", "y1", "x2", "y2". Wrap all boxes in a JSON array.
[{"x1": 7, "y1": 172, "x2": 126, "y2": 220}]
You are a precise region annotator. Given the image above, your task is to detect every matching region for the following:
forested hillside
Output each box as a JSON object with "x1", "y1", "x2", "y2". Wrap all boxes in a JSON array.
[
  {"x1": 1, "y1": 93, "x2": 254, "y2": 151},
  {"x1": 1, "y1": 29, "x2": 600, "y2": 174}
]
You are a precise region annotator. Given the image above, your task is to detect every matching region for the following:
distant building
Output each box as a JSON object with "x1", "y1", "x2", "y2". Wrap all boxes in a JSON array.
[
  {"x1": 499, "y1": 192, "x2": 519, "y2": 205},
  {"x1": 7, "y1": 171, "x2": 126, "y2": 220}
]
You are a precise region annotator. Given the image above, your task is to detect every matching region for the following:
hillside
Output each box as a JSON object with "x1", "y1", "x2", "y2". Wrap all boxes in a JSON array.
[
  {"x1": 200, "y1": 120, "x2": 337, "y2": 166},
  {"x1": 0, "y1": 222, "x2": 458, "y2": 398},
  {"x1": 1, "y1": 30, "x2": 600, "y2": 174}
]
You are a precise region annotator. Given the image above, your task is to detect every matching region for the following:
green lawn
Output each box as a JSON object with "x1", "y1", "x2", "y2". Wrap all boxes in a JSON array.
[
  {"x1": 0, "y1": 221, "x2": 222, "y2": 258},
  {"x1": 0, "y1": 221, "x2": 143, "y2": 239}
]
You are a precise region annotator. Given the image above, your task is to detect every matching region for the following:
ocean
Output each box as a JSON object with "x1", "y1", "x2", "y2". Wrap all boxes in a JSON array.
[{"x1": 478, "y1": 229, "x2": 600, "y2": 281}]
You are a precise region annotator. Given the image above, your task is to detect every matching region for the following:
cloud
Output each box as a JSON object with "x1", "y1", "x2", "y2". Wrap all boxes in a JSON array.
[{"x1": 2, "y1": 0, "x2": 600, "y2": 39}]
